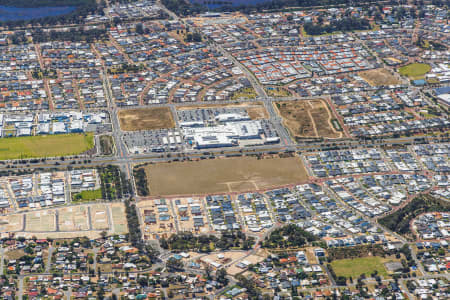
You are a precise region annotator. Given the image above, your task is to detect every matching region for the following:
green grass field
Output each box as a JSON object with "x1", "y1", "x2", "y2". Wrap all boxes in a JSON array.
[
  {"x1": 398, "y1": 63, "x2": 431, "y2": 79},
  {"x1": 0, "y1": 133, "x2": 94, "y2": 160},
  {"x1": 73, "y1": 189, "x2": 102, "y2": 202},
  {"x1": 330, "y1": 257, "x2": 388, "y2": 278}
]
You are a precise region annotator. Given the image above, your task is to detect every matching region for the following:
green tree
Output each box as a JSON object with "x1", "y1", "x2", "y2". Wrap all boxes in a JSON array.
[{"x1": 216, "y1": 268, "x2": 228, "y2": 286}]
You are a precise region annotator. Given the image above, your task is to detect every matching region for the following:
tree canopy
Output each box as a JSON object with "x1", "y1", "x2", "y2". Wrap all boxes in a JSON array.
[{"x1": 262, "y1": 224, "x2": 317, "y2": 248}]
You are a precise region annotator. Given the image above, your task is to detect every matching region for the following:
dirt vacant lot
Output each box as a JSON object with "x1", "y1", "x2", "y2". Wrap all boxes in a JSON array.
[
  {"x1": 246, "y1": 105, "x2": 269, "y2": 120},
  {"x1": 141, "y1": 156, "x2": 309, "y2": 196},
  {"x1": 359, "y1": 68, "x2": 401, "y2": 86},
  {"x1": 0, "y1": 214, "x2": 23, "y2": 233},
  {"x1": 275, "y1": 99, "x2": 341, "y2": 140},
  {"x1": 0, "y1": 203, "x2": 128, "y2": 239},
  {"x1": 58, "y1": 206, "x2": 89, "y2": 231},
  {"x1": 118, "y1": 107, "x2": 175, "y2": 131},
  {"x1": 26, "y1": 210, "x2": 56, "y2": 232}
]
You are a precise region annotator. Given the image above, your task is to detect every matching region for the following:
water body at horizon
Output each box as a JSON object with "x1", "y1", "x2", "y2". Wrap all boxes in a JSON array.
[
  {"x1": 190, "y1": 0, "x2": 271, "y2": 9},
  {"x1": 0, "y1": 5, "x2": 76, "y2": 21}
]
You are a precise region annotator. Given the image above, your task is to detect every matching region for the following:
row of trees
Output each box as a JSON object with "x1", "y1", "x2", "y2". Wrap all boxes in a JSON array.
[
  {"x1": 162, "y1": 0, "x2": 206, "y2": 17},
  {"x1": 124, "y1": 199, "x2": 143, "y2": 251},
  {"x1": 133, "y1": 168, "x2": 149, "y2": 196},
  {"x1": 32, "y1": 28, "x2": 107, "y2": 43},
  {"x1": 303, "y1": 17, "x2": 370, "y2": 35},
  {"x1": 327, "y1": 244, "x2": 387, "y2": 261},
  {"x1": 107, "y1": 63, "x2": 145, "y2": 74},
  {"x1": 327, "y1": 264, "x2": 347, "y2": 285},
  {"x1": 160, "y1": 230, "x2": 255, "y2": 252},
  {"x1": 221, "y1": 0, "x2": 447, "y2": 13},
  {"x1": 379, "y1": 195, "x2": 450, "y2": 238},
  {"x1": 185, "y1": 32, "x2": 202, "y2": 43},
  {"x1": 163, "y1": 0, "x2": 361, "y2": 16},
  {"x1": 164, "y1": 0, "x2": 448, "y2": 17}
]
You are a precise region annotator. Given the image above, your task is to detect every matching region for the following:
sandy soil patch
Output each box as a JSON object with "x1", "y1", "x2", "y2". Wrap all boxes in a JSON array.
[
  {"x1": 246, "y1": 106, "x2": 269, "y2": 120},
  {"x1": 0, "y1": 214, "x2": 23, "y2": 232},
  {"x1": 275, "y1": 99, "x2": 341, "y2": 139},
  {"x1": 0, "y1": 203, "x2": 127, "y2": 239},
  {"x1": 58, "y1": 206, "x2": 89, "y2": 231},
  {"x1": 110, "y1": 203, "x2": 128, "y2": 234},
  {"x1": 359, "y1": 68, "x2": 402, "y2": 86},
  {"x1": 226, "y1": 252, "x2": 267, "y2": 275},
  {"x1": 118, "y1": 107, "x2": 175, "y2": 131},
  {"x1": 25, "y1": 210, "x2": 56, "y2": 232},
  {"x1": 91, "y1": 204, "x2": 110, "y2": 231},
  {"x1": 141, "y1": 156, "x2": 309, "y2": 196}
]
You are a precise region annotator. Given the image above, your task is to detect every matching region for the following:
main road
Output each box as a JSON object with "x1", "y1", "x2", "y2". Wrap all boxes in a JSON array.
[{"x1": 2, "y1": 135, "x2": 446, "y2": 174}]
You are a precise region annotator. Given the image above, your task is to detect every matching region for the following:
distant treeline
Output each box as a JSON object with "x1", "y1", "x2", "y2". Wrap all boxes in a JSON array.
[
  {"x1": 201, "y1": 1, "x2": 233, "y2": 5},
  {"x1": 32, "y1": 28, "x2": 107, "y2": 43},
  {"x1": 163, "y1": 0, "x2": 386, "y2": 16},
  {"x1": 227, "y1": 0, "x2": 363, "y2": 10},
  {"x1": 162, "y1": 0, "x2": 206, "y2": 16},
  {"x1": 216, "y1": 0, "x2": 448, "y2": 12},
  {"x1": 304, "y1": 17, "x2": 371, "y2": 35}
]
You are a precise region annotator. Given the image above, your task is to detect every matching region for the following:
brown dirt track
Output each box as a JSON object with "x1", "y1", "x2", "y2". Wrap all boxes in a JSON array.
[{"x1": 275, "y1": 99, "x2": 341, "y2": 139}]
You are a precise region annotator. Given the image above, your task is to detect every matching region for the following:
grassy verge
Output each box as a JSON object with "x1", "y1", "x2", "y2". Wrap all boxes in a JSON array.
[
  {"x1": 72, "y1": 189, "x2": 102, "y2": 202},
  {"x1": 330, "y1": 256, "x2": 388, "y2": 278},
  {"x1": 398, "y1": 63, "x2": 431, "y2": 80},
  {"x1": 0, "y1": 133, "x2": 94, "y2": 160}
]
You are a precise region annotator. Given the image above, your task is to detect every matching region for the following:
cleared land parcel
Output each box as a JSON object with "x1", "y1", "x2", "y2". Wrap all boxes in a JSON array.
[
  {"x1": 359, "y1": 68, "x2": 401, "y2": 86},
  {"x1": 141, "y1": 156, "x2": 309, "y2": 196},
  {"x1": 118, "y1": 107, "x2": 175, "y2": 131},
  {"x1": 275, "y1": 99, "x2": 341, "y2": 140},
  {"x1": 0, "y1": 203, "x2": 128, "y2": 239}
]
